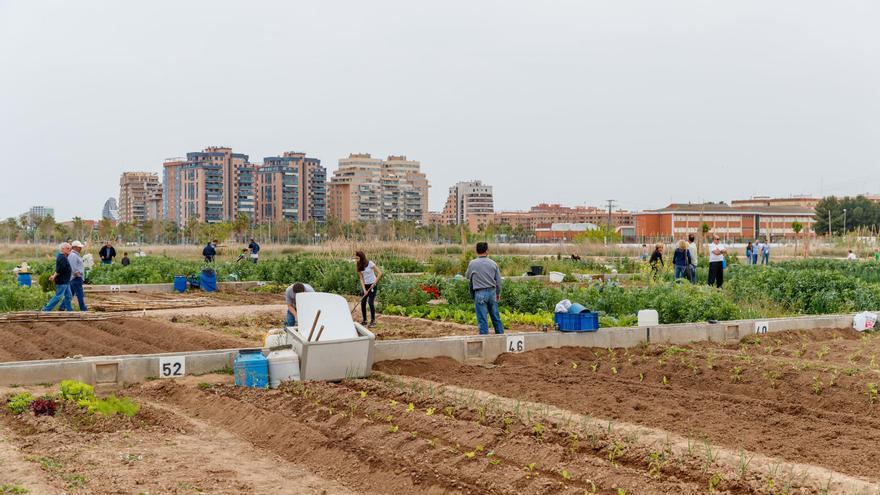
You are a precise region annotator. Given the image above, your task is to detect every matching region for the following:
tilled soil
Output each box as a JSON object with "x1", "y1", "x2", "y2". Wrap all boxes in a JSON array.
[
  {"x1": 376, "y1": 328, "x2": 880, "y2": 483},
  {"x1": 0, "y1": 378, "x2": 352, "y2": 494},
  {"x1": 0, "y1": 318, "x2": 252, "y2": 362}
]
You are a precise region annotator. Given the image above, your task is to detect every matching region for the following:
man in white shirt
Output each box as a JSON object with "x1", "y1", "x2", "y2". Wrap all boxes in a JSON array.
[
  {"x1": 847, "y1": 250, "x2": 857, "y2": 261},
  {"x1": 707, "y1": 235, "x2": 727, "y2": 288}
]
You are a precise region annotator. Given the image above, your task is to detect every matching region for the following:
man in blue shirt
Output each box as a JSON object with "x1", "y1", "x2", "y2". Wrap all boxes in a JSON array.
[
  {"x1": 43, "y1": 242, "x2": 73, "y2": 312},
  {"x1": 248, "y1": 238, "x2": 260, "y2": 264},
  {"x1": 68, "y1": 241, "x2": 87, "y2": 311}
]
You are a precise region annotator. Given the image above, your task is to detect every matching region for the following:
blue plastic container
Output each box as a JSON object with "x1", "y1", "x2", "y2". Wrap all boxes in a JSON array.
[
  {"x1": 234, "y1": 350, "x2": 269, "y2": 388},
  {"x1": 173, "y1": 275, "x2": 187, "y2": 293},
  {"x1": 199, "y1": 269, "x2": 217, "y2": 292},
  {"x1": 17, "y1": 273, "x2": 32, "y2": 287},
  {"x1": 554, "y1": 311, "x2": 599, "y2": 332}
]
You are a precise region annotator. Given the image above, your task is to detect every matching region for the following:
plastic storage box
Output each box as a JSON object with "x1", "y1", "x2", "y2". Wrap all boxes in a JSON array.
[
  {"x1": 234, "y1": 349, "x2": 269, "y2": 388},
  {"x1": 554, "y1": 311, "x2": 599, "y2": 332},
  {"x1": 286, "y1": 323, "x2": 375, "y2": 381}
]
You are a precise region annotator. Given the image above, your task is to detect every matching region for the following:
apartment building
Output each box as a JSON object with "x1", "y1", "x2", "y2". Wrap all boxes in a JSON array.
[
  {"x1": 118, "y1": 172, "x2": 160, "y2": 225},
  {"x1": 327, "y1": 153, "x2": 428, "y2": 224},
  {"x1": 162, "y1": 147, "x2": 326, "y2": 226},
  {"x1": 145, "y1": 188, "x2": 163, "y2": 222},
  {"x1": 494, "y1": 203, "x2": 634, "y2": 231},
  {"x1": 262, "y1": 151, "x2": 327, "y2": 223},
  {"x1": 635, "y1": 203, "x2": 816, "y2": 241},
  {"x1": 440, "y1": 180, "x2": 495, "y2": 232}
]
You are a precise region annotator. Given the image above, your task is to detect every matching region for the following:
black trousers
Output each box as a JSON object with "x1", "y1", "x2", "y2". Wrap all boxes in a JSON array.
[
  {"x1": 361, "y1": 284, "x2": 378, "y2": 322},
  {"x1": 707, "y1": 261, "x2": 724, "y2": 288}
]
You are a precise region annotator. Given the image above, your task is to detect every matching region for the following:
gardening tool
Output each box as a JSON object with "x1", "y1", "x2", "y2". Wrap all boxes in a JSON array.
[
  {"x1": 307, "y1": 310, "x2": 322, "y2": 342},
  {"x1": 348, "y1": 283, "x2": 375, "y2": 317}
]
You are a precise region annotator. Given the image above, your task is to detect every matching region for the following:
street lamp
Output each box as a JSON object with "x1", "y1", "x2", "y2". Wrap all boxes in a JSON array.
[{"x1": 843, "y1": 209, "x2": 847, "y2": 236}]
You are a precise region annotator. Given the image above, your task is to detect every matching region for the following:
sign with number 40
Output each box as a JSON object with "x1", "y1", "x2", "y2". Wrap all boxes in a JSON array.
[
  {"x1": 754, "y1": 321, "x2": 769, "y2": 335},
  {"x1": 506, "y1": 336, "x2": 525, "y2": 353},
  {"x1": 159, "y1": 356, "x2": 186, "y2": 378}
]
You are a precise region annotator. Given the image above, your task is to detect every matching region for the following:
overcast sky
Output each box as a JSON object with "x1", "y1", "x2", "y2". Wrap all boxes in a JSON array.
[{"x1": 1, "y1": 1, "x2": 878, "y2": 221}]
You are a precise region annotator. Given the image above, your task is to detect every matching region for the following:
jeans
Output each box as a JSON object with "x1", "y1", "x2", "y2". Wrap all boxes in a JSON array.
[
  {"x1": 43, "y1": 284, "x2": 73, "y2": 311},
  {"x1": 707, "y1": 261, "x2": 724, "y2": 288},
  {"x1": 674, "y1": 265, "x2": 687, "y2": 280},
  {"x1": 752, "y1": 254, "x2": 758, "y2": 265},
  {"x1": 689, "y1": 264, "x2": 697, "y2": 283},
  {"x1": 101, "y1": 259, "x2": 111, "y2": 265},
  {"x1": 70, "y1": 277, "x2": 87, "y2": 311},
  {"x1": 761, "y1": 253, "x2": 769, "y2": 265},
  {"x1": 474, "y1": 288, "x2": 504, "y2": 335},
  {"x1": 285, "y1": 310, "x2": 296, "y2": 327}
]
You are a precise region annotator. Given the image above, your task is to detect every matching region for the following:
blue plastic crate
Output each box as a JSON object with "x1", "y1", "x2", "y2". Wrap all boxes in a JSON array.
[{"x1": 554, "y1": 311, "x2": 599, "y2": 332}]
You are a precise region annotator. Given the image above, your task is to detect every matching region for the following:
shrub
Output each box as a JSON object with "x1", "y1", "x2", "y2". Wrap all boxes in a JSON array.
[
  {"x1": 0, "y1": 282, "x2": 50, "y2": 312},
  {"x1": 60, "y1": 380, "x2": 95, "y2": 407}
]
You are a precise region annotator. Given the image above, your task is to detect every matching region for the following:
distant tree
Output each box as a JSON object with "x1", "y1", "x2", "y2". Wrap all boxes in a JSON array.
[
  {"x1": 98, "y1": 218, "x2": 115, "y2": 241},
  {"x1": 792, "y1": 221, "x2": 803, "y2": 256}
]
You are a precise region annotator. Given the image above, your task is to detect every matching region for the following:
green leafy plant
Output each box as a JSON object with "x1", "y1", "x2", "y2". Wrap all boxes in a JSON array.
[
  {"x1": 6, "y1": 392, "x2": 34, "y2": 415},
  {"x1": 87, "y1": 396, "x2": 140, "y2": 417},
  {"x1": 60, "y1": 380, "x2": 95, "y2": 407}
]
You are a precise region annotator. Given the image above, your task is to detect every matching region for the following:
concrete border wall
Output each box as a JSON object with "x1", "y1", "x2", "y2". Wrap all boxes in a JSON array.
[{"x1": 0, "y1": 313, "x2": 860, "y2": 387}]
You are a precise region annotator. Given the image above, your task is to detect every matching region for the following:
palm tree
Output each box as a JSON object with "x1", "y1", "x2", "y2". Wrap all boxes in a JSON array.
[{"x1": 792, "y1": 222, "x2": 803, "y2": 257}]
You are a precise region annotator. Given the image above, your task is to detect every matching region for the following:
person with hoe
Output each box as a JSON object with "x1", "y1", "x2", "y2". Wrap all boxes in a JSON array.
[
  {"x1": 355, "y1": 251, "x2": 382, "y2": 327},
  {"x1": 465, "y1": 242, "x2": 504, "y2": 335}
]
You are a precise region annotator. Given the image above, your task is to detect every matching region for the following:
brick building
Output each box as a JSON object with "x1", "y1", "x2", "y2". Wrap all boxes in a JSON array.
[
  {"x1": 635, "y1": 203, "x2": 816, "y2": 241},
  {"x1": 118, "y1": 172, "x2": 160, "y2": 225}
]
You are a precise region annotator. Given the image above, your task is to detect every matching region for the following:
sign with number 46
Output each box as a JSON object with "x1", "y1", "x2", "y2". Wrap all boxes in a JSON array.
[
  {"x1": 159, "y1": 356, "x2": 186, "y2": 378},
  {"x1": 506, "y1": 336, "x2": 525, "y2": 354},
  {"x1": 754, "y1": 321, "x2": 769, "y2": 335}
]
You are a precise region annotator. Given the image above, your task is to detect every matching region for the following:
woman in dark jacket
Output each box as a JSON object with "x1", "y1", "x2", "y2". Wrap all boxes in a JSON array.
[
  {"x1": 649, "y1": 243, "x2": 664, "y2": 280},
  {"x1": 672, "y1": 240, "x2": 693, "y2": 280}
]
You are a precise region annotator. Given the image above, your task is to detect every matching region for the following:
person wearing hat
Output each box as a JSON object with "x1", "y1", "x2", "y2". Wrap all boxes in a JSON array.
[{"x1": 69, "y1": 241, "x2": 88, "y2": 311}]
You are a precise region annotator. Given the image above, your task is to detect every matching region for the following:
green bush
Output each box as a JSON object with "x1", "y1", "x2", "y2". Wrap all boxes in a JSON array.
[
  {"x1": 0, "y1": 282, "x2": 49, "y2": 312},
  {"x1": 6, "y1": 392, "x2": 34, "y2": 415},
  {"x1": 60, "y1": 380, "x2": 95, "y2": 407}
]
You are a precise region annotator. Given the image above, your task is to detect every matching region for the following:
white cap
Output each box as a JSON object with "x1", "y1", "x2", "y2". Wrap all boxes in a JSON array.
[{"x1": 71, "y1": 240, "x2": 84, "y2": 248}]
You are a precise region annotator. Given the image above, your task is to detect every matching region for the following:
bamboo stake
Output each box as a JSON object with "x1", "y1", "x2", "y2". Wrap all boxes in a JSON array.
[
  {"x1": 307, "y1": 310, "x2": 321, "y2": 341},
  {"x1": 314, "y1": 324, "x2": 326, "y2": 342}
]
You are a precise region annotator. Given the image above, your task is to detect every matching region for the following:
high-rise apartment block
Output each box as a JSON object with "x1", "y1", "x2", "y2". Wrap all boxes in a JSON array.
[
  {"x1": 161, "y1": 147, "x2": 326, "y2": 226},
  {"x1": 327, "y1": 153, "x2": 428, "y2": 224},
  {"x1": 119, "y1": 172, "x2": 161, "y2": 225},
  {"x1": 440, "y1": 180, "x2": 495, "y2": 232}
]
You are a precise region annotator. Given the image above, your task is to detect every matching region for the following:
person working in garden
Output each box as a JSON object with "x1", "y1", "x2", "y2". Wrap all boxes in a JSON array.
[
  {"x1": 248, "y1": 238, "x2": 260, "y2": 263},
  {"x1": 235, "y1": 249, "x2": 249, "y2": 263},
  {"x1": 202, "y1": 240, "x2": 217, "y2": 263},
  {"x1": 465, "y1": 242, "x2": 504, "y2": 335},
  {"x1": 707, "y1": 235, "x2": 727, "y2": 288},
  {"x1": 68, "y1": 241, "x2": 87, "y2": 311},
  {"x1": 121, "y1": 252, "x2": 130, "y2": 266},
  {"x1": 42, "y1": 242, "x2": 73, "y2": 312},
  {"x1": 98, "y1": 241, "x2": 116, "y2": 265},
  {"x1": 648, "y1": 243, "x2": 664, "y2": 280},
  {"x1": 284, "y1": 282, "x2": 315, "y2": 327},
  {"x1": 672, "y1": 240, "x2": 692, "y2": 281},
  {"x1": 356, "y1": 251, "x2": 382, "y2": 327}
]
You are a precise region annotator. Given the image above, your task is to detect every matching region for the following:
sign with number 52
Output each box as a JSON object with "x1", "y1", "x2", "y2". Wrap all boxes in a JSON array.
[
  {"x1": 506, "y1": 336, "x2": 525, "y2": 353},
  {"x1": 159, "y1": 356, "x2": 186, "y2": 378}
]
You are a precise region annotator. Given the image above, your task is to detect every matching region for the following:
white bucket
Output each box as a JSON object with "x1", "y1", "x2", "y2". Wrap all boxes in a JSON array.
[
  {"x1": 853, "y1": 312, "x2": 877, "y2": 332},
  {"x1": 268, "y1": 348, "x2": 300, "y2": 388},
  {"x1": 548, "y1": 271, "x2": 565, "y2": 283},
  {"x1": 638, "y1": 309, "x2": 659, "y2": 326}
]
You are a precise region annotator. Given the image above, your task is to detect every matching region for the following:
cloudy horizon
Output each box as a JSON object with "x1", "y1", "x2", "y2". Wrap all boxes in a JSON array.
[{"x1": 1, "y1": 0, "x2": 878, "y2": 221}]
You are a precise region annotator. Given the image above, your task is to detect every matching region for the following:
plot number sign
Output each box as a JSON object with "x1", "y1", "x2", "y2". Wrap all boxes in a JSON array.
[
  {"x1": 110, "y1": 285, "x2": 120, "y2": 293},
  {"x1": 159, "y1": 356, "x2": 186, "y2": 378},
  {"x1": 507, "y1": 336, "x2": 525, "y2": 354},
  {"x1": 754, "y1": 321, "x2": 769, "y2": 335}
]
